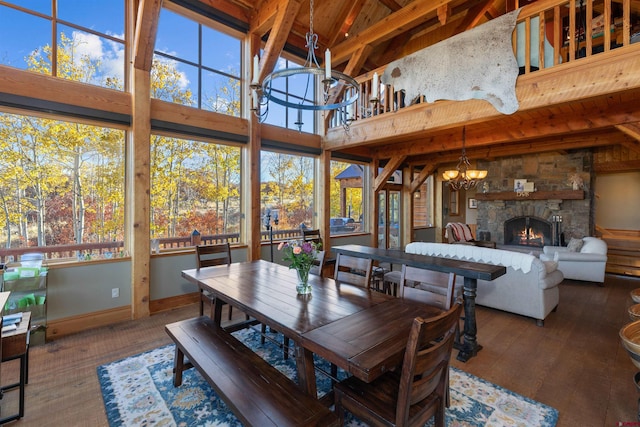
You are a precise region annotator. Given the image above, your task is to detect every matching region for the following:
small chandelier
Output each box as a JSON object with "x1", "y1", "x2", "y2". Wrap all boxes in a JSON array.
[
  {"x1": 442, "y1": 127, "x2": 488, "y2": 191},
  {"x1": 250, "y1": 0, "x2": 359, "y2": 131}
]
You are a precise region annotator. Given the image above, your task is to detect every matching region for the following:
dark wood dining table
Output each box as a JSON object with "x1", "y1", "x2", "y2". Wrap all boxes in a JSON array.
[
  {"x1": 181, "y1": 260, "x2": 442, "y2": 399},
  {"x1": 332, "y1": 244, "x2": 507, "y2": 362}
]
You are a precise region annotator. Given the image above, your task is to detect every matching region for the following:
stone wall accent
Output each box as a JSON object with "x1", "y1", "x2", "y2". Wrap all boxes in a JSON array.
[{"x1": 475, "y1": 150, "x2": 593, "y2": 245}]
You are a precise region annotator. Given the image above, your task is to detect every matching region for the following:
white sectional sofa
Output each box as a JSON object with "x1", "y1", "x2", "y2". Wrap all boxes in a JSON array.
[{"x1": 405, "y1": 242, "x2": 564, "y2": 326}]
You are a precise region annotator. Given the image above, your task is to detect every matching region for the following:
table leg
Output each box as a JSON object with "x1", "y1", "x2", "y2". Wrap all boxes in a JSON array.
[
  {"x1": 294, "y1": 345, "x2": 318, "y2": 398},
  {"x1": 213, "y1": 297, "x2": 224, "y2": 326},
  {"x1": 457, "y1": 276, "x2": 482, "y2": 362}
]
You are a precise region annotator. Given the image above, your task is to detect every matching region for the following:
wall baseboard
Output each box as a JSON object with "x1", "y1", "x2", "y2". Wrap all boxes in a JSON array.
[{"x1": 46, "y1": 293, "x2": 199, "y2": 341}]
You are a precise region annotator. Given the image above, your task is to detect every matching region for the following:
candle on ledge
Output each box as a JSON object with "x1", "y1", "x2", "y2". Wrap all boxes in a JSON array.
[
  {"x1": 325, "y1": 49, "x2": 331, "y2": 80},
  {"x1": 252, "y1": 54, "x2": 259, "y2": 85},
  {"x1": 372, "y1": 72, "x2": 379, "y2": 99}
]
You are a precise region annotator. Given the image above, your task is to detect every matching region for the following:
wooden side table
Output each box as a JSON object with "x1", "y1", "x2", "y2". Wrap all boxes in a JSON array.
[{"x1": 1, "y1": 311, "x2": 30, "y2": 423}]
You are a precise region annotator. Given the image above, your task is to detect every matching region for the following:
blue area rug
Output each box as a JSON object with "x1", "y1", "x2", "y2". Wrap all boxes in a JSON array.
[{"x1": 98, "y1": 327, "x2": 558, "y2": 426}]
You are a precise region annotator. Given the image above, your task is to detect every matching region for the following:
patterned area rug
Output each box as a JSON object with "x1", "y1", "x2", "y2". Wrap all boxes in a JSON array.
[{"x1": 98, "y1": 327, "x2": 558, "y2": 426}]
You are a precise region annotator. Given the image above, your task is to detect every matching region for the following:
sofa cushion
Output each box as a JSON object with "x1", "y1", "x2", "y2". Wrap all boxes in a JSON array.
[
  {"x1": 567, "y1": 238, "x2": 584, "y2": 252},
  {"x1": 580, "y1": 237, "x2": 607, "y2": 254}
]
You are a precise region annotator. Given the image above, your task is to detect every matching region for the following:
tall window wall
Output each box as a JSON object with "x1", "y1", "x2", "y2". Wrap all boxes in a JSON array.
[
  {"x1": 260, "y1": 151, "x2": 315, "y2": 237},
  {"x1": 150, "y1": 135, "x2": 241, "y2": 245},
  {"x1": 0, "y1": 112, "x2": 125, "y2": 257},
  {"x1": 152, "y1": 6, "x2": 241, "y2": 115},
  {"x1": 0, "y1": 0, "x2": 126, "y2": 90}
]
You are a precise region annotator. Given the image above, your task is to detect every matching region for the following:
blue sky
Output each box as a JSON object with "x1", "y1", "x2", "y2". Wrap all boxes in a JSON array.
[{"x1": 0, "y1": 1, "x2": 314, "y2": 136}]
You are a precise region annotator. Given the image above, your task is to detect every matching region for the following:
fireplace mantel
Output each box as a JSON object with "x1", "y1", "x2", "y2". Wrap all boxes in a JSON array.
[{"x1": 475, "y1": 190, "x2": 584, "y2": 201}]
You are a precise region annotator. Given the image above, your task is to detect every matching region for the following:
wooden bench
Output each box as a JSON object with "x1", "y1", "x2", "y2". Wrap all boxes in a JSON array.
[{"x1": 165, "y1": 316, "x2": 338, "y2": 427}]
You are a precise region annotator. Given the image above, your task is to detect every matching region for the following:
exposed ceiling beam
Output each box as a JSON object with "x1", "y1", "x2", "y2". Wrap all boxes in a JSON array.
[
  {"x1": 375, "y1": 155, "x2": 406, "y2": 191},
  {"x1": 133, "y1": 0, "x2": 163, "y2": 71},
  {"x1": 255, "y1": 0, "x2": 302, "y2": 82},
  {"x1": 330, "y1": 0, "x2": 452, "y2": 65},
  {"x1": 328, "y1": 0, "x2": 367, "y2": 47}
]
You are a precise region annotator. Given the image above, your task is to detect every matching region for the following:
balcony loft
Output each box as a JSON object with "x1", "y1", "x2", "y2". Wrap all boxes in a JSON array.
[{"x1": 325, "y1": 0, "x2": 640, "y2": 174}]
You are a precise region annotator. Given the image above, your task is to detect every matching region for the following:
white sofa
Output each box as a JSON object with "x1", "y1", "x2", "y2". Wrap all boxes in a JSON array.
[
  {"x1": 539, "y1": 237, "x2": 608, "y2": 284},
  {"x1": 405, "y1": 242, "x2": 564, "y2": 326}
]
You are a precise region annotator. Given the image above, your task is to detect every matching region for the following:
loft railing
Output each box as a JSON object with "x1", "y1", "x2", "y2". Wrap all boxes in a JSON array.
[{"x1": 331, "y1": 0, "x2": 638, "y2": 129}]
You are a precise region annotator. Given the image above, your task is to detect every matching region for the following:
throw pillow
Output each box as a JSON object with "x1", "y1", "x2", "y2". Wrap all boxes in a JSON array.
[
  {"x1": 543, "y1": 260, "x2": 558, "y2": 274},
  {"x1": 567, "y1": 238, "x2": 584, "y2": 252}
]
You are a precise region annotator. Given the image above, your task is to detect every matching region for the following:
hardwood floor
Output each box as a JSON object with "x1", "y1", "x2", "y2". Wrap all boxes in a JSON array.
[{"x1": 2, "y1": 274, "x2": 639, "y2": 426}]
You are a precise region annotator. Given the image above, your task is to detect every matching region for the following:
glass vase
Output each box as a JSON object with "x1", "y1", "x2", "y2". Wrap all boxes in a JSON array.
[{"x1": 296, "y1": 267, "x2": 312, "y2": 295}]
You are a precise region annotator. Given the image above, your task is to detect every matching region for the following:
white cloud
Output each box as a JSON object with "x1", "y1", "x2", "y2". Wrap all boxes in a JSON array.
[{"x1": 72, "y1": 31, "x2": 104, "y2": 60}]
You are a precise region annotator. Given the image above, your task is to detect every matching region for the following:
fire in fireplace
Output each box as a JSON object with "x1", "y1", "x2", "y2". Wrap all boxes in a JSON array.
[{"x1": 504, "y1": 216, "x2": 552, "y2": 248}]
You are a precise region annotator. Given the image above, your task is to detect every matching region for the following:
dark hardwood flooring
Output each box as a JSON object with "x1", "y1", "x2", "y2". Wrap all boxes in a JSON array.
[{"x1": 2, "y1": 274, "x2": 638, "y2": 426}]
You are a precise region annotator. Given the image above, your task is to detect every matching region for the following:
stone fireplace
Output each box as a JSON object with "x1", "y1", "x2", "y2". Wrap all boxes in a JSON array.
[
  {"x1": 473, "y1": 150, "x2": 594, "y2": 247},
  {"x1": 504, "y1": 216, "x2": 552, "y2": 247}
]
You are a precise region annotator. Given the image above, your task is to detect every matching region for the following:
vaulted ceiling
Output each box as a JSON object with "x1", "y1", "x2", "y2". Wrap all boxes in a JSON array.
[{"x1": 193, "y1": 0, "x2": 640, "y2": 171}]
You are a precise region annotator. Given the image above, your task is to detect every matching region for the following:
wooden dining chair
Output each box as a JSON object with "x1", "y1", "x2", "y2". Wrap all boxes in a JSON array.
[
  {"x1": 398, "y1": 266, "x2": 459, "y2": 310},
  {"x1": 309, "y1": 250, "x2": 326, "y2": 277},
  {"x1": 334, "y1": 253, "x2": 373, "y2": 288},
  {"x1": 334, "y1": 302, "x2": 462, "y2": 427},
  {"x1": 302, "y1": 228, "x2": 322, "y2": 246},
  {"x1": 196, "y1": 243, "x2": 232, "y2": 319}
]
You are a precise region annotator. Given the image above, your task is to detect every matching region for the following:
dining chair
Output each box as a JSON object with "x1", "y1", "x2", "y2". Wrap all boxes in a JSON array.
[
  {"x1": 398, "y1": 266, "x2": 459, "y2": 310},
  {"x1": 196, "y1": 243, "x2": 232, "y2": 319},
  {"x1": 334, "y1": 253, "x2": 373, "y2": 288},
  {"x1": 309, "y1": 250, "x2": 326, "y2": 277},
  {"x1": 302, "y1": 228, "x2": 322, "y2": 246},
  {"x1": 334, "y1": 302, "x2": 462, "y2": 427}
]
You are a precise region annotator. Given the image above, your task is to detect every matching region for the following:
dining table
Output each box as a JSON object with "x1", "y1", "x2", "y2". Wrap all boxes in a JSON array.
[
  {"x1": 332, "y1": 244, "x2": 507, "y2": 362},
  {"x1": 181, "y1": 259, "x2": 443, "y2": 399}
]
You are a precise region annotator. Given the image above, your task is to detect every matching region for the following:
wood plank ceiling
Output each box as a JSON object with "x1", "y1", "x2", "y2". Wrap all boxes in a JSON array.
[{"x1": 196, "y1": 0, "x2": 640, "y2": 170}]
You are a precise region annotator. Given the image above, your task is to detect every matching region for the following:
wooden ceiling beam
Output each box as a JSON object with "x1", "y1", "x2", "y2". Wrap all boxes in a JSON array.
[
  {"x1": 410, "y1": 163, "x2": 437, "y2": 192},
  {"x1": 200, "y1": 0, "x2": 253, "y2": 21},
  {"x1": 250, "y1": 0, "x2": 282, "y2": 36},
  {"x1": 330, "y1": 0, "x2": 453, "y2": 65},
  {"x1": 328, "y1": 0, "x2": 367, "y2": 48},
  {"x1": 133, "y1": 0, "x2": 163, "y2": 71},
  {"x1": 377, "y1": 0, "x2": 403, "y2": 12},
  {"x1": 404, "y1": 130, "x2": 632, "y2": 167},
  {"x1": 455, "y1": 0, "x2": 495, "y2": 31},
  {"x1": 616, "y1": 122, "x2": 640, "y2": 142},
  {"x1": 256, "y1": 0, "x2": 302, "y2": 82},
  {"x1": 375, "y1": 155, "x2": 406, "y2": 191}
]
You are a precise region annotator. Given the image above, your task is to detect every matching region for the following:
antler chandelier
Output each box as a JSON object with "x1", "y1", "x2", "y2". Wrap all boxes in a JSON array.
[
  {"x1": 250, "y1": 0, "x2": 359, "y2": 131},
  {"x1": 442, "y1": 127, "x2": 488, "y2": 191}
]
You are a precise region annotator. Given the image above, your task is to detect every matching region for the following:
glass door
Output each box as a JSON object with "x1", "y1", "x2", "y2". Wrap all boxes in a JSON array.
[{"x1": 378, "y1": 190, "x2": 401, "y2": 249}]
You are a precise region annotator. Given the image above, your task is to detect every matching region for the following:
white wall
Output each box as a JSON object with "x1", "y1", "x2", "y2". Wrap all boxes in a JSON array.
[{"x1": 595, "y1": 172, "x2": 640, "y2": 230}]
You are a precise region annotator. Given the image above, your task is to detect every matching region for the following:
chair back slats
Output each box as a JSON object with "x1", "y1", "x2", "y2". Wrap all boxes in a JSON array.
[
  {"x1": 196, "y1": 243, "x2": 231, "y2": 268},
  {"x1": 310, "y1": 250, "x2": 326, "y2": 277},
  {"x1": 399, "y1": 266, "x2": 459, "y2": 310},
  {"x1": 334, "y1": 253, "x2": 373, "y2": 288},
  {"x1": 302, "y1": 228, "x2": 322, "y2": 247},
  {"x1": 396, "y1": 303, "x2": 462, "y2": 426}
]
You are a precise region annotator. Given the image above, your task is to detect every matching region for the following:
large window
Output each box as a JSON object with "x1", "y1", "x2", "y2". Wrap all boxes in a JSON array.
[
  {"x1": 0, "y1": 0, "x2": 126, "y2": 90},
  {"x1": 0, "y1": 112, "x2": 125, "y2": 257},
  {"x1": 260, "y1": 151, "x2": 315, "y2": 238},
  {"x1": 152, "y1": 7, "x2": 241, "y2": 115},
  {"x1": 150, "y1": 135, "x2": 241, "y2": 245},
  {"x1": 330, "y1": 161, "x2": 365, "y2": 235}
]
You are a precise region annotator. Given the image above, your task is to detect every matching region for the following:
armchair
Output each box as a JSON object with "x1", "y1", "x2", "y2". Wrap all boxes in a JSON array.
[{"x1": 540, "y1": 237, "x2": 608, "y2": 284}]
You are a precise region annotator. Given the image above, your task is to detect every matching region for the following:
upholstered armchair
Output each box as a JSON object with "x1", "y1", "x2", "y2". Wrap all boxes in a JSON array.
[
  {"x1": 540, "y1": 237, "x2": 608, "y2": 284},
  {"x1": 445, "y1": 222, "x2": 496, "y2": 248}
]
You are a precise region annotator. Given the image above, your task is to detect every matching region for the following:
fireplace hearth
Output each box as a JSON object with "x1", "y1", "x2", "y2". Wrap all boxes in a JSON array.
[{"x1": 504, "y1": 216, "x2": 552, "y2": 248}]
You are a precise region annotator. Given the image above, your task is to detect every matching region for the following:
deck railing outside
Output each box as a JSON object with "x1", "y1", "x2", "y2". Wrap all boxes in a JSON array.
[
  {"x1": 0, "y1": 227, "x2": 340, "y2": 264},
  {"x1": 331, "y1": 0, "x2": 638, "y2": 129}
]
